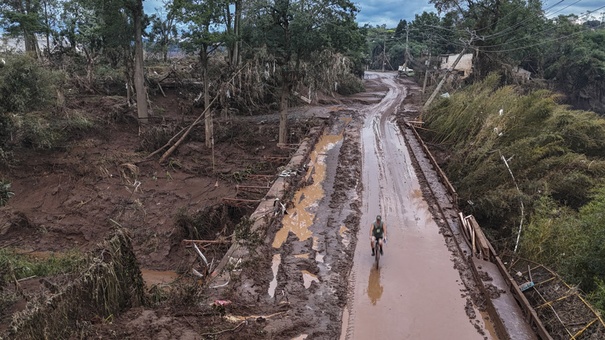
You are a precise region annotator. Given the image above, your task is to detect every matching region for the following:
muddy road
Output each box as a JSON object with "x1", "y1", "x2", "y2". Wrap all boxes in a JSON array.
[
  {"x1": 340, "y1": 72, "x2": 490, "y2": 339},
  {"x1": 1, "y1": 64, "x2": 499, "y2": 338}
]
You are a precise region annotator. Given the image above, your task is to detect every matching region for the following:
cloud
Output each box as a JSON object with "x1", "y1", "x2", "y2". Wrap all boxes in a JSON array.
[
  {"x1": 355, "y1": 0, "x2": 437, "y2": 27},
  {"x1": 541, "y1": 0, "x2": 604, "y2": 19},
  {"x1": 144, "y1": 0, "x2": 166, "y2": 16},
  {"x1": 140, "y1": 0, "x2": 603, "y2": 29}
]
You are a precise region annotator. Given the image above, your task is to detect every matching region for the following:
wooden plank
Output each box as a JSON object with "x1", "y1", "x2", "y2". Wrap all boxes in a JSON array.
[
  {"x1": 236, "y1": 185, "x2": 270, "y2": 190},
  {"x1": 263, "y1": 156, "x2": 290, "y2": 161},
  {"x1": 222, "y1": 198, "x2": 262, "y2": 207},
  {"x1": 468, "y1": 215, "x2": 490, "y2": 260}
]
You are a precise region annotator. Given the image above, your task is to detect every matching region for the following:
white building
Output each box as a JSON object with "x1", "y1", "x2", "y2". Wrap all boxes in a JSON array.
[{"x1": 440, "y1": 53, "x2": 474, "y2": 78}]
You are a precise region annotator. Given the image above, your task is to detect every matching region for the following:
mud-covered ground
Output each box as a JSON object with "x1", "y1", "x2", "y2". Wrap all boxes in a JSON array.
[
  {"x1": 0, "y1": 86, "x2": 329, "y2": 336},
  {"x1": 0, "y1": 73, "x2": 491, "y2": 339},
  {"x1": 0, "y1": 75, "x2": 384, "y2": 338}
]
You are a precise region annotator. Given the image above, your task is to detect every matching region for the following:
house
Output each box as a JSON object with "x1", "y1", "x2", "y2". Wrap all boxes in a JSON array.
[
  {"x1": 0, "y1": 35, "x2": 50, "y2": 54},
  {"x1": 512, "y1": 66, "x2": 531, "y2": 83},
  {"x1": 439, "y1": 53, "x2": 473, "y2": 78}
]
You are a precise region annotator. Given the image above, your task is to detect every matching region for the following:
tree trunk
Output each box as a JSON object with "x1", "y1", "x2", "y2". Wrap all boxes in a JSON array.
[
  {"x1": 43, "y1": 0, "x2": 51, "y2": 57},
  {"x1": 233, "y1": 0, "x2": 242, "y2": 67},
  {"x1": 83, "y1": 47, "x2": 95, "y2": 88},
  {"x1": 277, "y1": 3, "x2": 291, "y2": 146},
  {"x1": 201, "y1": 48, "x2": 213, "y2": 148},
  {"x1": 278, "y1": 76, "x2": 288, "y2": 145},
  {"x1": 133, "y1": 0, "x2": 148, "y2": 124},
  {"x1": 16, "y1": 0, "x2": 39, "y2": 58},
  {"x1": 23, "y1": 28, "x2": 39, "y2": 58}
]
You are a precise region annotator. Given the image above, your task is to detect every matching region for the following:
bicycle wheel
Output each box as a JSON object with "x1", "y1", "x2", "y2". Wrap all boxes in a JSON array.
[{"x1": 375, "y1": 246, "x2": 380, "y2": 268}]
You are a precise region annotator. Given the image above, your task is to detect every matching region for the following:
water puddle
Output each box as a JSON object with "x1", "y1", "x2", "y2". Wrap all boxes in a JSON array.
[
  {"x1": 268, "y1": 254, "x2": 281, "y2": 298},
  {"x1": 294, "y1": 253, "x2": 310, "y2": 259},
  {"x1": 292, "y1": 335, "x2": 308, "y2": 340},
  {"x1": 366, "y1": 266, "x2": 383, "y2": 305},
  {"x1": 301, "y1": 270, "x2": 319, "y2": 289},
  {"x1": 140, "y1": 270, "x2": 179, "y2": 288},
  {"x1": 272, "y1": 132, "x2": 343, "y2": 248},
  {"x1": 479, "y1": 309, "x2": 499, "y2": 339}
]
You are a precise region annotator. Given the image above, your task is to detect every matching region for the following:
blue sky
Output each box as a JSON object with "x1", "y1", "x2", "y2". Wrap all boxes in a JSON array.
[{"x1": 142, "y1": 0, "x2": 604, "y2": 29}]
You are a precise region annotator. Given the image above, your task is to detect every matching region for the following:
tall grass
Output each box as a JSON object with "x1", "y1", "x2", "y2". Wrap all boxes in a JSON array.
[{"x1": 422, "y1": 73, "x2": 605, "y2": 311}]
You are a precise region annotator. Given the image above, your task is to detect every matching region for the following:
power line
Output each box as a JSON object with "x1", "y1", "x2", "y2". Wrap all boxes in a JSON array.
[
  {"x1": 479, "y1": 0, "x2": 583, "y2": 41},
  {"x1": 475, "y1": 0, "x2": 565, "y2": 34},
  {"x1": 475, "y1": 20, "x2": 604, "y2": 53},
  {"x1": 476, "y1": 4, "x2": 605, "y2": 50}
]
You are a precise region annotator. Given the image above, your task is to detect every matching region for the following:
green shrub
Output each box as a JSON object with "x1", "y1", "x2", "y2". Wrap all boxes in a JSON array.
[
  {"x1": 587, "y1": 279, "x2": 605, "y2": 314},
  {"x1": 0, "y1": 56, "x2": 58, "y2": 114},
  {"x1": 0, "y1": 56, "x2": 85, "y2": 153},
  {"x1": 17, "y1": 114, "x2": 63, "y2": 149},
  {"x1": 423, "y1": 73, "x2": 605, "y2": 235},
  {"x1": 337, "y1": 73, "x2": 364, "y2": 95}
]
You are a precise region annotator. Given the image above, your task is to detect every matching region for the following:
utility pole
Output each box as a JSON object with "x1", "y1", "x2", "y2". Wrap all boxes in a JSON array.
[
  {"x1": 382, "y1": 37, "x2": 386, "y2": 72},
  {"x1": 423, "y1": 30, "x2": 477, "y2": 111},
  {"x1": 404, "y1": 26, "x2": 409, "y2": 67},
  {"x1": 422, "y1": 51, "x2": 430, "y2": 94},
  {"x1": 423, "y1": 48, "x2": 466, "y2": 110}
]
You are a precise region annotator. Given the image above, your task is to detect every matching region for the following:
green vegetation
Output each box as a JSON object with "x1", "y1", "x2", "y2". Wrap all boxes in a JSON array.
[
  {"x1": 4, "y1": 230, "x2": 146, "y2": 339},
  {"x1": 0, "y1": 56, "x2": 59, "y2": 114},
  {"x1": 422, "y1": 73, "x2": 605, "y2": 311},
  {"x1": 0, "y1": 56, "x2": 94, "y2": 159},
  {"x1": 0, "y1": 249, "x2": 85, "y2": 283}
]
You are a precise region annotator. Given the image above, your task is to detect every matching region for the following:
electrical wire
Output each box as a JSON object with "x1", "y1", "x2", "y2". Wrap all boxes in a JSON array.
[
  {"x1": 475, "y1": 20, "x2": 604, "y2": 53},
  {"x1": 476, "y1": 4, "x2": 605, "y2": 49}
]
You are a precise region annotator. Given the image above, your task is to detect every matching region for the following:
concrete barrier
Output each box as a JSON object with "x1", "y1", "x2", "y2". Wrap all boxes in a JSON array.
[{"x1": 209, "y1": 125, "x2": 325, "y2": 281}]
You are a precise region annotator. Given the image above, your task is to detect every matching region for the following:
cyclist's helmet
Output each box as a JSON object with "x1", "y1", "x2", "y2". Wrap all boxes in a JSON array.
[{"x1": 376, "y1": 215, "x2": 381, "y2": 221}]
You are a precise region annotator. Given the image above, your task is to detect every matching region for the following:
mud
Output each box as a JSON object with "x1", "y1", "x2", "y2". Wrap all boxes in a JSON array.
[
  {"x1": 340, "y1": 73, "x2": 490, "y2": 340},
  {"x1": 0, "y1": 72, "x2": 495, "y2": 339}
]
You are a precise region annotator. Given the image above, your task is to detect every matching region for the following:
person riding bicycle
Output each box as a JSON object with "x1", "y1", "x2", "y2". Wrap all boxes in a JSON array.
[{"x1": 370, "y1": 215, "x2": 387, "y2": 256}]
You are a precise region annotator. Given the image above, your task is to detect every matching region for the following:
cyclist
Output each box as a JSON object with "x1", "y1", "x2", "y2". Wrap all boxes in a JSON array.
[{"x1": 370, "y1": 215, "x2": 387, "y2": 256}]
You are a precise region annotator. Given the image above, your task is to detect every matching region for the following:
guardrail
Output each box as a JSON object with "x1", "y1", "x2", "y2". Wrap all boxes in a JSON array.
[{"x1": 407, "y1": 122, "x2": 458, "y2": 206}]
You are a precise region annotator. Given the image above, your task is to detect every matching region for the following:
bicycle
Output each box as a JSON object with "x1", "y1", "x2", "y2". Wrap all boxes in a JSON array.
[{"x1": 374, "y1": 237, "x2": 386, "y2": 268}]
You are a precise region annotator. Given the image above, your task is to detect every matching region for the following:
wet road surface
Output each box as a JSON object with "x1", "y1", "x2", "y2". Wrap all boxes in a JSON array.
[{"x1": 341, "y1": 72, "x2": 488, "y2": 339}]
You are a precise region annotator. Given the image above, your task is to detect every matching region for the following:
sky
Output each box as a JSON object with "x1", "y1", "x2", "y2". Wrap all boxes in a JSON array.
[
  {"x1": 352, "y1": 0, "x2": 605, "y2": 28},
  {"x1": 143, "y1": 0, "x2": 605, "y2": 30}
]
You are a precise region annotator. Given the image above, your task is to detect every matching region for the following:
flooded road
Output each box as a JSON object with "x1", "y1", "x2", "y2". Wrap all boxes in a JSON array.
[{"x1": 341, "y1": 73, "x2": 488, "y2": 339}]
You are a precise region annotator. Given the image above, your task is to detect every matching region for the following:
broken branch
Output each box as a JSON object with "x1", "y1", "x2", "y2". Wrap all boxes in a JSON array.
[
  {"x1": 158, "y1": 67, "x2": 244, "y2": 163},
  {"x1": 182, "y1": 239, "x2": 231, "y2": 245}
]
